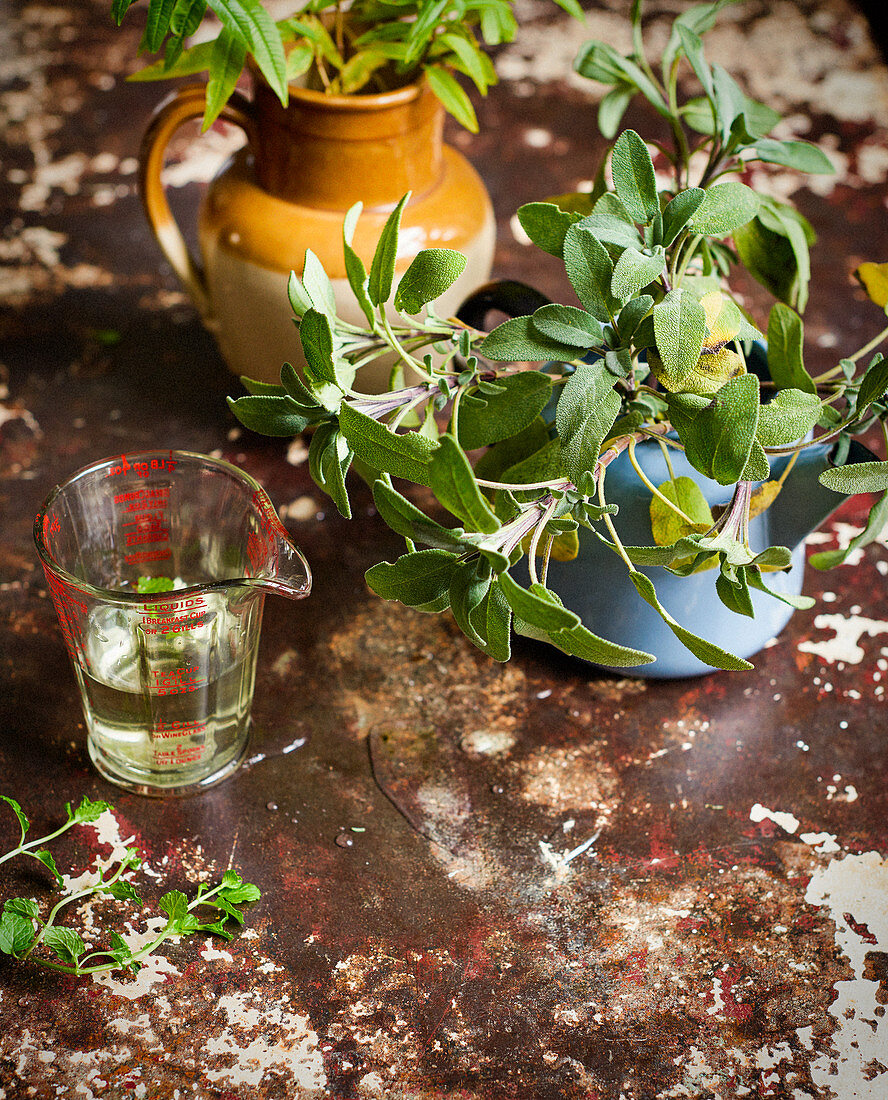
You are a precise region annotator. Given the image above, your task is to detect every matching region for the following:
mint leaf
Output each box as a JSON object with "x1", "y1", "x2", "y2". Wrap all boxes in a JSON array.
[
  {"x1": 43, "y1": 925, "x2": 87, "y2": 966},
  {"x1": 0, "y1": 911, "x2": 35, "y2": 957},
  {"x1": 159, "y1": 890, "x2": 189, "y2": 922},
  {"x1": 1, "y1": 795, "x2": 29, "y2": 840}
]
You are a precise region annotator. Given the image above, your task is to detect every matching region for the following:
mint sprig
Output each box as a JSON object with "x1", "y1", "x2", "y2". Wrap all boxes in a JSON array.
[{"x1": 0, "y1": 796, "x2": 261, "y2": 976}]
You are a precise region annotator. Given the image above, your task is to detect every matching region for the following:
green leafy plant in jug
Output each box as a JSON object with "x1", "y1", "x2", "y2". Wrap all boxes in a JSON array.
[
  {"x1": 110, "y1": 0, "x2": 584, "y2": 131},
  {"x1": 229, "y1": 0, "x2": 888, "y2": 672}
]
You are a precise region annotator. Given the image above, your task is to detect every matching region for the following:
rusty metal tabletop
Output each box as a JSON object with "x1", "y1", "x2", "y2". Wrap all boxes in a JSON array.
[{"x1": 2, "y1": 1, "x2": 888, "y2": 1097}]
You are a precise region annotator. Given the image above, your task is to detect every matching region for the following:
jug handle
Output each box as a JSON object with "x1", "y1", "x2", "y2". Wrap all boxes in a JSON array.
[
  {"x1": 456, "y1": 279, "x2": 552, "y2": 329},
  {"x1": 138, "y1": 83, "x2": 257, "y2": 321}
]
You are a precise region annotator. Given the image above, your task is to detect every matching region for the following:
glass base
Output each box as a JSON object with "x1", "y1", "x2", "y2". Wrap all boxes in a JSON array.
[{"x1": 87, "y1": 729, "x2": 251, "y2": 798}]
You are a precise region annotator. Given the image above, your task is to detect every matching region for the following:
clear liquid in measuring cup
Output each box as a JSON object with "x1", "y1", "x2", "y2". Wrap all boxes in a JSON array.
[{"x1": 80, "y1": 593, "x2": 260, "y2": 790}]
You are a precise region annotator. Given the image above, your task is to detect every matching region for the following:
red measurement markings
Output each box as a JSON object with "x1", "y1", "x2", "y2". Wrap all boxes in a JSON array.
[
  {"x1": 105, "y1": 454, "x2": 178, "y2": 478},
  {"x1": 247, "y1": 490, "x2": 288, "y2": 574},
  {"x1": 139, "y1": 596, "x2": 207, "y2": 636},
  {"x1": 147, "y1": 666, "x2": 204, "y2": 695},
  {"x1": 153, "y1": 743, "x2": 205, "y2": 765},
  {"x1": 152, "y1": 719, "x2": 207, "y2": 741},
  {"x1": 123, "y1": 510, "x2": 169, "y2": 547},
  {"x1": 42, "y1": 567, "x2": 89, "y2": 665}
]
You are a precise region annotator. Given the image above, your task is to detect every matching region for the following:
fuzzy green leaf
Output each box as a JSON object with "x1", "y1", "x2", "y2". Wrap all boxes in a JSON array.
[
  {"x1": 498, "y1": 574, "x2": 579, "y2": 631},
  {"x1": 611, "y1": 246, "x2": 666, "y2": 303},
  {"x1": 372, "y1": 476, "x2": 467, "y2": 552},
  {"x1": 819, "y1": 461, "x2": 888, "y2": 495},
  {"x1": 227, "y1": 395, "x2": 313, "y2": 437},
  {"x1": 688, "y1": 182, "x2": 759, "y2": 236},
  {"x1": 366, "y1": 549, "x2": 459, "y2": 609},
  {"x1": 630, "y1": 570, "x2": 753, "y2": 670},
  {"x1": 753, "y1": 138, "x2": 835, "y2": 175},
  {"x1": 661, "y1": 188, "x2": 705, "y2": 246},
  {"x1": 368, "y1": 194, "x2": 410, "y2": 307},
  {"x1": 756, "y1": 388, "x2": 821, "y2": 446},
  {"x1": 610, "y1": 130, "x2": 659, "y2": 224},
  {"x1": 809, "y1": 491, "x2": 888, "y2": 569},
  {"x1": 766, "y1": 303, "x2": 816, "y2": 394},
  {"x1": 339, "y1": 404, "x2": 437, "y2": 486},
  {"x1": 394, "y1": 249, "x2": 467, "y2": 314},
  {"x1": 562, "y1": 225, "x2": 618, "y2": 322},
  {"x1": 530, "y1": 304, "x2": 604, "y2": 349},
  {"x1": 856, "y1": 355, "x2": 888, "y2": 414},
  {"x1": 517, "y1": 202, "x2": 582, "y2": 258},
  {"x1": 652, "y1": 289, "x2": 707, "y2": 390},
  {"x1": 429, "y1": 435, "x2": 499, "y2": 533},
  {"x1": 478, "y1": 314, "x2": 583, "y2": 363},
  {"x1": 556, "y1": 358, "x2": 621, "y2": 485},
  {"x1": 456, "y1": 372, "x2": 553, "y2": 450},
  {"x1": 468, "y1": 581, "x2": 512, "y2": 661}
]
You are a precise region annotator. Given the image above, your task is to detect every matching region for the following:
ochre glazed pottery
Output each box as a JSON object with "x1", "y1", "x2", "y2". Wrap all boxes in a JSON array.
[{"x1": 139, "y1": 78, "x2": 496, "y2": 388}]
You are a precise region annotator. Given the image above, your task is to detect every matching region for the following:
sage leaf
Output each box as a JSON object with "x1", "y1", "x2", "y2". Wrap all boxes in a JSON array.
[
  {"x1": 365, "y1": 549, "x2": 458, "y2": 608},
  {"x1": 498, "y1": 574, "x2": 579, "y2": 631},
  {"x1": 857, "y1": 355, "x2": 888, "y2": 414},
  {"x1": 716, "y1": 567, "x2": 754, "y2": 618},
  {"x1": 226, "y1": 394, "x2": 313, "y2": 437},
  {"x1": 756, "y1": 388, "x2": 821, "y2": 446},
  {"x1": 617, "y1": 294, "x2": 654, "y2": 345},
  {"x1": 342, "y1": 203, "x2": 374, "y2": 326},
  {"x1": 556, "y1": 358, "x2": 621, "y2": 483},
  {"x1": 652, "y1": 289, "x2": 707, "y2": 390},
  {"x1": 456, "y1": 372, "x2": 552, "y2": 450},
  {"x1": 629, "y1": 570, "x2": 754, "y2": 670},
  {"x1": 449, "y1": 559, "x2": 492, "y2": 647},
  {"x1": 469, "y1": 581, "x2": 512, "y2": 661},
  {"x1": 372, "y1": 476, "x2": 467, "y2": 552},
  {"x1": 746, "y1": 569, "x2": 816, "y2": 609},
  {"x1": 429, "y1": 435, "x2": 499, "y2": 532},
  {"x1": 610, "y1": 130, "x2": 659, "y2": 224},
  {"x1": 478, "y1": 315, "x2": 583, "y2": 363},
  {"x1": 516, "y1": 202, "x2": 581, "y2": 257},
  {"x1": 650, "y1": 476, "x2": 713, "y2": 546},
  {"x1": 611, "y1": 246, "x2": 666, "y2": 303},
  {"x1": 661, "y1": 188, "x2": 705, "y2": 246},
  {"x1": 753, "y1": 138, "x2": 835, "y2": 175},
  {"x1": 688, "y1": 182, "x2": 759, "y2": 236},
  {"x1": 308, "y1": 422, "x2": 353, "y2": 519},
  {"x1": 819, "y1": 461, "x2": 888, "y2": 495},
  {"x1": 673, "y1": 373, "x2": 761, "y2": 485},
  {"x1": 394, "y1": 249, "x2": 467, "y2": 314},
  {"x1": 597, "y1": 85, "x2": 634, "y2": 140},
  {"x1": 766, "y1": 303, "x2": 816, "y2": 393},
  {"x1": 301, "y1": 249, "x2": 336, "y2": 319},
  {"x1": 548, "y1": 620, "x2": 656, "y2": 667},
  {"x1": 563, "y1": 224, "x2": 617, "y2": 322},
  {"x1": 339, "y1": 404, "x2": 437, "y2": 486},
  {"x1": 368, "y1": 193, "x2": 410, "y2": 306},
  {"x1": 530, "y1": 304, "x2": 604, "y2": 349},
  {"x1": 300, "y1": 308, "x2": 338, "y2": 387},
  {"x1": 741, "y1": 441, "x2": 770, "y2": 483}
]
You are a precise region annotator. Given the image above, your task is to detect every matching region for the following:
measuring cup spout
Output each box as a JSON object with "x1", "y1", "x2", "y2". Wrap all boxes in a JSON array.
[{"x1": 244, "y1": 490, "x2": 312, "y2": 600}]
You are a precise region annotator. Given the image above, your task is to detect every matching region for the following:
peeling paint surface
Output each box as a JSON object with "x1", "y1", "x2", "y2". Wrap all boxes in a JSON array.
[{"x1": 2, "y1": 0, "x2": 888, "y2": 1097}]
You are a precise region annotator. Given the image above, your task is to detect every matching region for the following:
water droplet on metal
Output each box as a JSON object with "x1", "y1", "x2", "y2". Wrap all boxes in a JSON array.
[
  {"x1": 334, "y1": 832, "x2": 355, "y2": 848},
  {"x1": 266, "y1": 801, "x2": 278, "y2": 812}
]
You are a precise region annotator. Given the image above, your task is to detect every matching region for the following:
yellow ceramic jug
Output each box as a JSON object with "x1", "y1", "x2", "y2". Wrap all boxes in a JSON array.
[{"x1": 139, "y1": 77, "x2": 496, "y2": 388}]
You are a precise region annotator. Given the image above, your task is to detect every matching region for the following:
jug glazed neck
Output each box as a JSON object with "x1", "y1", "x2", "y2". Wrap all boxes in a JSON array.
[{"x1": 247, "y1": 77, "x2": 445, "y2": 208}]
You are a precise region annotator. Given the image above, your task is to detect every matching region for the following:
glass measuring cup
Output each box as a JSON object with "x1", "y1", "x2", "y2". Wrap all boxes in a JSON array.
[{"x1": 34, "y1": 450, "x2": 311, "y2": 796}]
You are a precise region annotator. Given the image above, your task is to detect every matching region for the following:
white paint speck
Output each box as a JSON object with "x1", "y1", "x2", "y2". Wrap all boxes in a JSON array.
[{"x1": 749, "y1": 804, "x2": 800, "y2": 834}]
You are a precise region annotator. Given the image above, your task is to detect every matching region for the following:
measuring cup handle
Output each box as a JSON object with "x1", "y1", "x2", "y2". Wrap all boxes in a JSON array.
[{"x1": 138, "y1": 83, "x2": 256, "y2": 321}]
